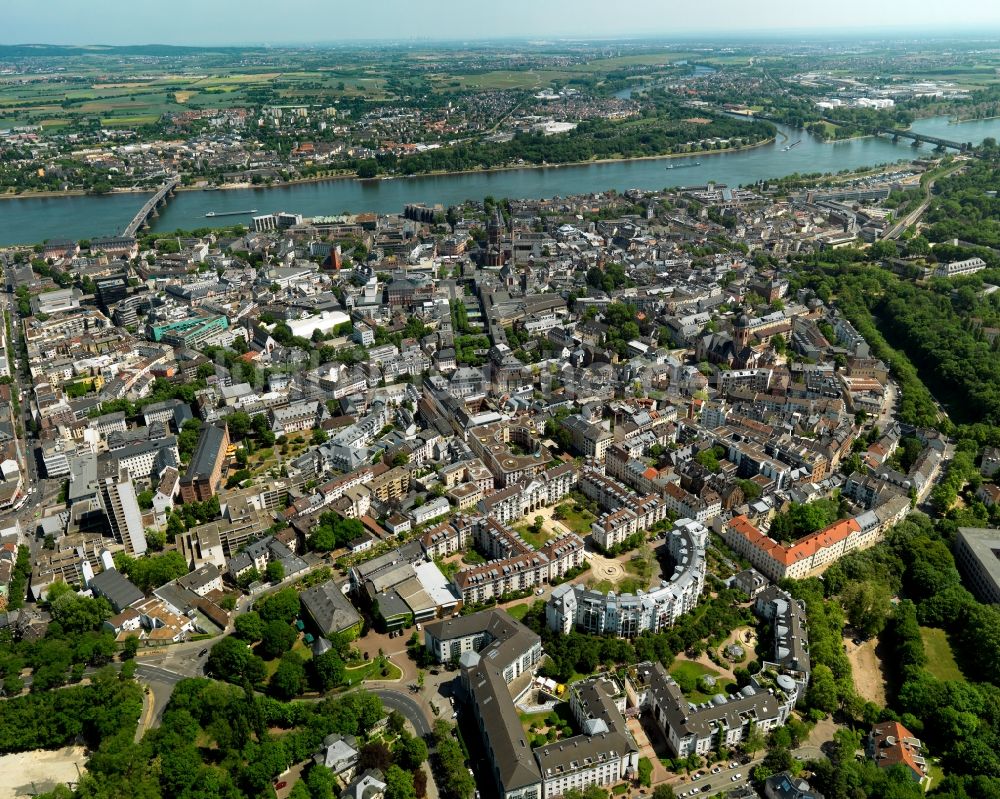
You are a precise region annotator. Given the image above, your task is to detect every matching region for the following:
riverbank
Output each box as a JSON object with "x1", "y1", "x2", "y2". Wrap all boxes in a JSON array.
[
  {"x1": 175, "y1": 136, "x2": 779, "y2": 194},
  {"x1": 0, "y1": 188, "x2": 90, "y2": 200},
  {"x1": 3, "y1": 113, "x2": 994, "y2": 246},
  {"x1": 0, "y1": 186, "x2": 150, "y2": 201}
]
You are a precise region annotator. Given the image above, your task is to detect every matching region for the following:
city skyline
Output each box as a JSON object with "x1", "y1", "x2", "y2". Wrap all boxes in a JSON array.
[{"x1": 4, "y1": 0, "x2": 1000, "y2": 46}]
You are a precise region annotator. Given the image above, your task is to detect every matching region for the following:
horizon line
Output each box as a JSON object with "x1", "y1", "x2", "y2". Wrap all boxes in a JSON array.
[{"x1": 5, "y1": 26, "x2": 1000, "y2": 48}]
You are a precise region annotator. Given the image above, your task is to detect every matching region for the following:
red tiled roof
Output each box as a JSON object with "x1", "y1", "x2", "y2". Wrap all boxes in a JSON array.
[
  {"x1": 726, "y1": 515, "x2": 861, "y2": 567},
  {"x1": 870, "y1": 721, "x2": 925, "y2": 780}
]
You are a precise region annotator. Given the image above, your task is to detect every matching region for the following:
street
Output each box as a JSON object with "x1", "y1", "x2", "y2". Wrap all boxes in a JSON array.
[{"x1": 373, "y1": 689, "x2": 432, "y2": 737}]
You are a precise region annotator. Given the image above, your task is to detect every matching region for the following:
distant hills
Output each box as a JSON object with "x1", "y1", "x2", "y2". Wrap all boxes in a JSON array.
[{"x1": 0, "y1": 43, "x2": 255, "y2": 58}]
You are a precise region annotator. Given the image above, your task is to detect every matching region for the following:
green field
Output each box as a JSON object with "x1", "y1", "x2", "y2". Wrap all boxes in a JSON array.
[
  {"x1": 435, "y1": 70, "x2": 573, "y2": 91},
  {"x1": 506, "y1": 603, "x2": 531, "y2": 621},
  {"x1": 920, "y1": 627, "x2": 966, "y2": 682}
]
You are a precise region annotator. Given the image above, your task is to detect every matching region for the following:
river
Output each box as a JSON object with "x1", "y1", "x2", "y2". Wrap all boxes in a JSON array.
[{"x1": 2, "y1": 115, "x2": 999, "y2": 247}]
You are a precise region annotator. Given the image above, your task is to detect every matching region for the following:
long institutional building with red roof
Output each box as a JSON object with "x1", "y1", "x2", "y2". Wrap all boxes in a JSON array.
[{"x1": 721, "y1": 494, "x2": 910, "y2": 582}]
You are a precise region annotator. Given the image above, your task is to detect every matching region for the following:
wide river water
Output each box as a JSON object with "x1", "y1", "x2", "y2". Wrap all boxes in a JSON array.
[{"x1": 2, "y1": 115, "x2": 1000, "y2": 246}]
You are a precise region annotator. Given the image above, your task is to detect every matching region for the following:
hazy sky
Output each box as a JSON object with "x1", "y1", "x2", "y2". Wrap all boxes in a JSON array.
[{"x1": 5, "y1": 0, "x2": 1000, "y2": 46}]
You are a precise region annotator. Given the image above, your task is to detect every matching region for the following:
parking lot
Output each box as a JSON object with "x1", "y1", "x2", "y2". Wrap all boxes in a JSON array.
[{"x1": 673, "y1": 757, "x2": 756, "y2": 797}]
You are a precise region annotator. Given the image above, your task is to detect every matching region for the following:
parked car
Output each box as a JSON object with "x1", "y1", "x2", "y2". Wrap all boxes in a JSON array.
[
  {"x1": 711, "y1": 766, "x2": 722, "y2": 774},
  {"x1": 731, "y1": 773, "x2": 742, "y2": 782}
]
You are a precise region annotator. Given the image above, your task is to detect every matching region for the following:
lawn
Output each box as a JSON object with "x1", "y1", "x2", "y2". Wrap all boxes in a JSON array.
[
  {"x1": 506, "y1": 604, "x2": 531, "y2": 621},
  {"x1": 520, "y1": 703, "x2": 576, "y2": 742},
  {"x1": 624, "y1": 548, "x2": 655, "y2": 582},
  {"x1": 514, "y1": 524, "x2": 553, "y2": 550},
  {"x1": 586, "y1": 577, "x2": 643, "y2": 595},
  {"x1": 669, "y1": 660, "x2": 731, "y2": 702},
  {"x1": 343, "y1": 658, "x2": 403, "y2": 686},
  {"x1": 262, "y1": 638, "x2": 313, "y2": 677},
  {"x1": 926, "y1": 761, "x2": 945, "y2": 790},
  {"x1": 553, "y1": 502, "x2": 596, "y2": 537},
  {"x1": 920, "y1": 627, "x2": 966, "y2": 682},
  {"x1": 670, "y1": 660, "x2": 720, "y2": 684}
]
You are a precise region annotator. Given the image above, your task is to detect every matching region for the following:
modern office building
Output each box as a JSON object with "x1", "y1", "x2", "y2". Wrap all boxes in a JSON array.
[
  {"x1": 94, "y1": 274, "x2": 129, "y2": 312},
  {"x1": 148, "y1": 315, "x2": 230, "y2": 348},
  {"x1": 99, "y1": 471, "x2": 148, "y2": 556}
]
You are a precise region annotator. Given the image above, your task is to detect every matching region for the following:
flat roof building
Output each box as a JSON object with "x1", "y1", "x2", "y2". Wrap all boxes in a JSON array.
[{"x1": 954, "y1": 527, "x2": 1000, "y2": 604}]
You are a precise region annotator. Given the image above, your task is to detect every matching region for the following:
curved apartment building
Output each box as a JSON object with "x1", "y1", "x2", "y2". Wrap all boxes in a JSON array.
[{"x1": 545, "y1": 518, "x2": 708, "y2": 638}]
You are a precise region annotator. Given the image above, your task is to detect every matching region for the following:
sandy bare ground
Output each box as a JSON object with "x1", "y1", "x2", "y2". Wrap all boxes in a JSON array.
[
  {"x1": 0, "y1": 746, "x2": 87, "y2": 798},
  {"x1": 846, "y1": 636, "x2": 888, "y2": 706}
]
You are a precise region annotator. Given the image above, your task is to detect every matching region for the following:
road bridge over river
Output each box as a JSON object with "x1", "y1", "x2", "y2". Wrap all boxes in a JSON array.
[{"x1": 122, "y1": 176, "x2": 180, "y2": 237}]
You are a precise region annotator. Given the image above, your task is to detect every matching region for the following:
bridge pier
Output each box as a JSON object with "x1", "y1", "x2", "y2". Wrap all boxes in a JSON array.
[{"x1": 120, "y1": 176, "x2": 180, "y2": 237}]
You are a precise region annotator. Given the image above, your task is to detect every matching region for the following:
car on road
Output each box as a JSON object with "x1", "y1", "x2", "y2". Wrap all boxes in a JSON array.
[
  {"x1": 274, "y1": 782, "x2": 287, "y2": 790},
  {"x1": 731, "y1": 773, "x2": 742, "y2": 782},
  {"x1": 199, "y1": 648, "x2": 209, "y2": 656},
  {"x1": 416, "y1": 623, "x2": 422, "y2": 631},
  {"x1": 701, "y1": 786, "x2": 712, "y2": 794}
]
